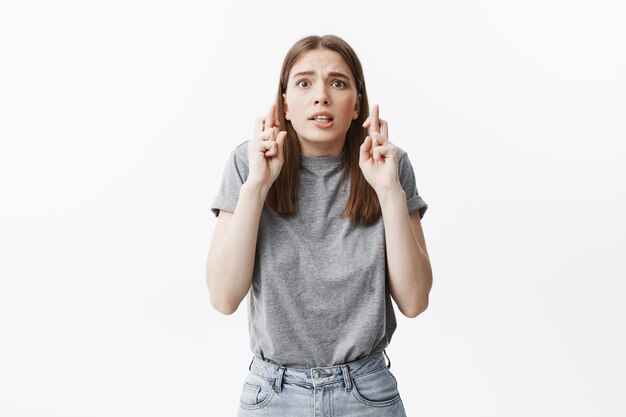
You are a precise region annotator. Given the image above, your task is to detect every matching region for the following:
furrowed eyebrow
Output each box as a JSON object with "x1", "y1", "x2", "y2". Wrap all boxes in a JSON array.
[{"x1": 292, "y1": 70, "x2": 351, "y2": 81}]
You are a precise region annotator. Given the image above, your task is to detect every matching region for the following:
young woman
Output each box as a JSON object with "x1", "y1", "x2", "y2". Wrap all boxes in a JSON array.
[{"x1": 207, "y1": 34, "x2": 431, "y2": 417}]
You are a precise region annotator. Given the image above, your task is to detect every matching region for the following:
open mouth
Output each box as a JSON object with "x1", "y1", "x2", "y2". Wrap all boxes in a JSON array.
[
  {"x1": 309, "y1": 115, "x2": 334, "y2": 128},
  {"x1": 310, "y1": 118, "x2": 334, "y2": 128}
]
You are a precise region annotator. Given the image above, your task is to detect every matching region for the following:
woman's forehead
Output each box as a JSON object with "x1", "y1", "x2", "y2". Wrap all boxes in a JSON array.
[{"x1": 289, "y1": 49, "x2": 352, "y2": 76}]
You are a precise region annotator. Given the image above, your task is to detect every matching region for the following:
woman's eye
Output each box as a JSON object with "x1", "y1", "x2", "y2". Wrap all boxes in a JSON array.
[
  {"x1": 332, "y1": 80, "x2": 345, "y2": 88},
  {"x1": 298, "y1": 80, "x2": 310, "y2": 88}
]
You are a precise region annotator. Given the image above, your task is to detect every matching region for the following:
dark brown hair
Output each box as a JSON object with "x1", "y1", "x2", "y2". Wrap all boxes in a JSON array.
[{"x1": 267, "y1": 34, "x2": 381, "y2": 225}]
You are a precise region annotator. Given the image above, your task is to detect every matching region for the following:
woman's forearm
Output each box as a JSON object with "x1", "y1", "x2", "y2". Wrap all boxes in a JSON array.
[{"x1": 206, "y1": 180, "x2": 269, "y2": 315}]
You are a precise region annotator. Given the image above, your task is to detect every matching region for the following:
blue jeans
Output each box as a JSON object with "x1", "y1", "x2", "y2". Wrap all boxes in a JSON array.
[{"x1": 237, "y1": 349, "x2": 407, "y2": 416}]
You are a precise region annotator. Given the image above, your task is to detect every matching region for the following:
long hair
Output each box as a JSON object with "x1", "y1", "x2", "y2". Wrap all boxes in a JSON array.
[{"x1": 267, "y1": 34, "x2": 381, "y2": 225}]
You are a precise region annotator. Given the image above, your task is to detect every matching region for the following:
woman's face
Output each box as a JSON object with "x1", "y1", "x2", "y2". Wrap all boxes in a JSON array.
[{"x1": 283, "y1": 48, "x2": 361, "y2": 156}]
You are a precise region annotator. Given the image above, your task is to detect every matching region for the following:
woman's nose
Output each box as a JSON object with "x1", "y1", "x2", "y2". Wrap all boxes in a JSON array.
[{"x1": 313, "y1": 85, "x2": 330, "y2": 105}]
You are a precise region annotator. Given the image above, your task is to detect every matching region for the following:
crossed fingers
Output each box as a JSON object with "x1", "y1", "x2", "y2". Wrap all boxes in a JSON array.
[
  {"x1": 254, "y1": 103, "x2": 281, "y2": 141},
  {"x1": 362, "y1": 103, "x2": 388, "y2": 145}
]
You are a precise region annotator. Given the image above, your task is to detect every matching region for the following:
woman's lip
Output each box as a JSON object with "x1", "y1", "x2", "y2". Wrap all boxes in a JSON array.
[{"x1": 310, "y1": 119, "x2": 334, "y2": 128}]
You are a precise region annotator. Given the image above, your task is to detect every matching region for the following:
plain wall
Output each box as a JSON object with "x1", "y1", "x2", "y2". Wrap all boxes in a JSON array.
[{"x1": 1, "y1": 0, "x2": 624, "y2": 416}]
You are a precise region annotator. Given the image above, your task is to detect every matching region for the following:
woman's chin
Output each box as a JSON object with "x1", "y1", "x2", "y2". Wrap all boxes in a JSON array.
[
  {"x1": 301, "y1": 127, "x2": 346, "y2": 142},
  {"x1": 301, "y1": 134, "x2": 342, "y2": 144}
]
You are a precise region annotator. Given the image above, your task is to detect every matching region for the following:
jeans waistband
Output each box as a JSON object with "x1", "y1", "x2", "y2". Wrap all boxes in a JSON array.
[{"x1": 247, "y1": 349, "x2": 391, "y2": 390}]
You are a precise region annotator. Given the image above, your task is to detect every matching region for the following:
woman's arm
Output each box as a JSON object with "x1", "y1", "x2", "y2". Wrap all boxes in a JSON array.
[
  {"x1": 378, "y1": 186, "x2": 432, "y2": 318},
  {"x1": 360, "y1": 104, "x2": 431, "y2": 318},
  {"x1": 205, "y1": 179, "x2": 269, "y2": 315}
]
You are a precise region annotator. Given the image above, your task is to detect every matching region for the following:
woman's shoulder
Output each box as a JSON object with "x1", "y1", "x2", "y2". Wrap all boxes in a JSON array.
[
  {"x1": 233, "y1": 139, "x2": 249, "y2": 155},
  {"x1": 394, "y1": 144, "x2": 410, "y2": 163},
  {"x1": 225, "y1": 140, "x2": 249, "y2": 166},
  {"x1": 227, "y1": 140, "x2": 411, "y2": 166}
]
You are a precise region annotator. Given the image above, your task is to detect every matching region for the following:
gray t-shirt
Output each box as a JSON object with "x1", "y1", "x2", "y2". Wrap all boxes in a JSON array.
[{"x1": 210, "y1": 140, "x2": 428, "y2": 368}]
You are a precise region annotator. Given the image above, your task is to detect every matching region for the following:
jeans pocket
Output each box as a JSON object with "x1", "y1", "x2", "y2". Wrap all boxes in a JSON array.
[
  {"x1": 350, "y1": 366, "x2": 402, "y2": 407},
  {"x1": 239, "y1": 372, "x2": 276, "y2": 410}
]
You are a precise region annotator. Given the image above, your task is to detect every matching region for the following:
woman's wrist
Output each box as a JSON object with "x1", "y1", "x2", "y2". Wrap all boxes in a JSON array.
[{"x1": 242, "y1": 178, "x2": 271, "y2": 197}]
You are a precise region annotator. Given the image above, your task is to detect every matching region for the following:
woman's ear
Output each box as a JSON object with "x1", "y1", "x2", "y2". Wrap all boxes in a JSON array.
[
  {"x1": 282, "y1": 93, "x2": 290, "y2": 120},
  {"x1": 353, "y1": 93, "x2": 362, "y2": 119}
]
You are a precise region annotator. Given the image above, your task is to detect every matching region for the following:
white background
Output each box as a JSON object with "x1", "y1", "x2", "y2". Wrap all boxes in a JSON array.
[{"x1": 1, "y1": 1, "x2": 624, "y2": 416}]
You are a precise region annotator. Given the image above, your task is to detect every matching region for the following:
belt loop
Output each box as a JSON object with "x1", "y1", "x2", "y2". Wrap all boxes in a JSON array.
[
  {"x1": 274, "y1": 366, "x2": 286, "y2": 393},
  {"x1": 383, "y1": 349, "x2": 391, "y2": 369},
  {"x1": 248, "y1": 356, "x2": 254, "y2": 371},
  {"x1": 341, "y1": 365, "x2": 352, "y2": 391}
]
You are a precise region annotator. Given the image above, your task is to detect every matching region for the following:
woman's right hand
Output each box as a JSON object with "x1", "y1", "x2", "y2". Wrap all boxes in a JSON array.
[{"x1": 247, "y1": 103, "x2": 287, "y2": 188}]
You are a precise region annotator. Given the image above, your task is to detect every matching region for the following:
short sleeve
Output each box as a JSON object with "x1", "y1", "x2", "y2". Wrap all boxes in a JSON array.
[
  {"x1": 398, "y1": 152, "x2": 428, "y2": 219},
  {"x1": 210, "y1": 142, "x2": 249, "y2": 217}
]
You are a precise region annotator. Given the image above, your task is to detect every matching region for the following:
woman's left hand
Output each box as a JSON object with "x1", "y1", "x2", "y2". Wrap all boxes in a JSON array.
[{"x1": 359, "y1": 103, "x2": 401, "y2": 194}]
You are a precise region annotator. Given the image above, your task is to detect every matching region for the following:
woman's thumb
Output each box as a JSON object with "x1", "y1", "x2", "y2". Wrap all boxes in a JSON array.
[{"x1": 360, "y1": 136, "x2": 372, "y2": 164}]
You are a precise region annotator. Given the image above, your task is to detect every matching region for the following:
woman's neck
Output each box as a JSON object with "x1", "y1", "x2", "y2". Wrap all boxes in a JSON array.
[{"x1": 298, "y1": 138, "x2": 345, "y2": 157}]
